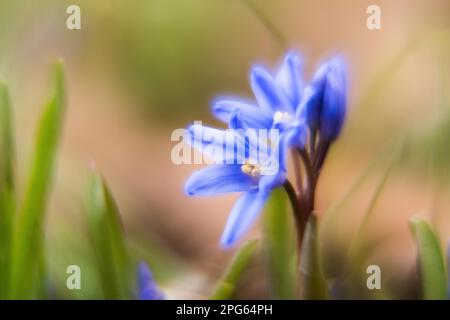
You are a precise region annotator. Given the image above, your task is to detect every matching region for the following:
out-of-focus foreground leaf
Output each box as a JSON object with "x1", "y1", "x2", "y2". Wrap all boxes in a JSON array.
[
  {"x1": 11, "y1": 60, "x2": 65, "y2": 299},
  {"x1": 210, "y1": 240, "x2": 258, "y2": 300},
  {"x1": 263, "y1": 188, "x2": 297, "y2": 299},
  {"x1": 0, "y1": 82, "x2": 15, "y2": 299},
  {"x1": 87, "y1": 172, "x2": 132, "y2": 299},
  {"x1": 300, "y1": 214, "x2": 328, "y2": 299},
  {"x1": 447, "y1": 241, "x2": 450, "y2": 299},
  {"x1": 409, "y1": 217, "x2": 447, "y2": 300}
]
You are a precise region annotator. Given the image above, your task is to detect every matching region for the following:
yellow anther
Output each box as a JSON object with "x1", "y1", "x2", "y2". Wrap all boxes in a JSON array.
[
  {"x1": 241, "y1": 162, "x2": 261, "y2": 177},
  {"x1": 273, "y1": 111, "x2": 292, "y2": 123}
]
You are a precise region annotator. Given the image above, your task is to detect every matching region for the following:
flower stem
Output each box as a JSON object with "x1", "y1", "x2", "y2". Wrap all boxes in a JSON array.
[
  {"x1": 299, "y1": 148, "x2": 313, "y2": 190},
  {"x1": 309, "y1": 130, "x2": 317, "y2": 158},
  {"x1": 283, "y1": 180, "x2": 305, "y2": 250},
  {"x1": 283, "y1": 180, "x2": 300, "y2": 220},
  {"x1": 289, "y1": 141, "x2": 332, "y2": 272},
  {"x1": 298, "y1": 148, "x2": 314, "y2": 214},
  {"x1": 290, "y1": 149, "x2": 303, "y2": 196},
  {"x1": 313, "y1": 139, "x2": 330, "y2": 174}
]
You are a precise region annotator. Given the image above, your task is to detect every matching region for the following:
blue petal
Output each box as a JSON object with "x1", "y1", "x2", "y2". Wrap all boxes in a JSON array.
[
  {"x1": 187, "y1": 124, "x2": 246, "y2": 163},
  {"x1": 305, "y1": 60, "x2": 333, "y2": 131},
  {"x1": 220, "y1": 189, "x2": 270, "y2": 248},
  {"x1": 140, "y1": 287, "x2": 164, "y2": 300},
  {"x1": 258, "y1": 171, "x2": 286, "y2": 195},
  {"x1": 137, "y1": 262, "x2": 164, "y2": 300},
  {"x1": 138, "y1": 262, "x2": 153, "y2": 289},
  {"x1": 250, "y1": 66, "x2": 294, "y2": 115},
  {"x1": 223, "y1": 110, "x2": 267, "y2": 167},
  {"x1": 283, "y1": 121, "x2": 307, "y2": 150},
  {"x1": 295, "y1": 86, "x2": 312, "y2": 120},
  {"x1": 320, "y1": 58, "x2": 347, "y2": 140},
  {"x1": 311, "y1": 61, "x2": 331, "y2": 91},
  {"x1": 229, "y1": 109, "x2": 250, "y2": 130},
  {"x1": 258, "y1": 123, "x2": 306, "y2": 187},
  {"x1": 276, "y1": 52, "x2": 303, "y2": 108},
  {"x1": 185, "y1": 164, "x2": 256, "y2": 196},
  {"x1": 296, "y1": 86, "x2": 323, "y2": 135},
  {"x1": 212, "y1": 100, "x2": 272, "y2": 129},
  {"x1": 228, "y1": 110, "x2": 263, "y2": 158}
]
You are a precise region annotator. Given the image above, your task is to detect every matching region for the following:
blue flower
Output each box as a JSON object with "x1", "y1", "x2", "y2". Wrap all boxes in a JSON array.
[
  {"x1": 184, "y1": 51, "x2": 348, "y2": 248},
  {"x1": 185, "y1": 112, "x2": 292, "y2": 248},
  {"x1": 137, "y1": 262, "x2": 164, "y2": 300},
  {"x1": 304, "y1": 57, "x2": 347, "y2": 141},
  {"x1": 212, "y1": 52, "x2": 307, "y2": 148}
]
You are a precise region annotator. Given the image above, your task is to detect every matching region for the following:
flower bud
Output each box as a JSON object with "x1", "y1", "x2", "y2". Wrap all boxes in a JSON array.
[
  {"x1": 305, "y1": 57, "x2": 347, "y2": 141},
  {"x1": 320, "y1": 58, "x2": 346, "y2": 141}
]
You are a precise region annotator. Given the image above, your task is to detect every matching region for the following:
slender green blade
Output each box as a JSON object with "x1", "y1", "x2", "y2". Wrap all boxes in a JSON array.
[
  {"x1": 210, "y1": 240, "x2": 258, "y2": 300},
  {"x1": 336, "y1": 152, "x2": 397, "y2": 299},
  {"x1": 241, "y1": 0, "x2": 287, "y2": 48},
  {"x1": 0, "y1": 82, "x2": 15, "y2": 298},
  {"x1": 263, "y1": 188, "x2": 297, "y2": 299},
  {"x1": 87, "y1": 172, "x2": 132, "y2": 299},
  {"x1": 300, "y1": 214, "x2": 328, "y2": 299},
  {"x1": 447, "y1": 241, "x2": 450, "y2": 299},
  {"x1": 11, "y1": 60, "x2": 65, "y2": 299},
  {"x1": 0, "y1": 82, "x2": 14, "y2": 190},
  {"x1": 348, "y1": 146, "x2": 400, "y2": 263},
  {"x1": 320, "y1": 139, "x2": 403, "y2": 278},
  {"x1": 409, "y1": 217, "x2": 447, "y2": 300}
]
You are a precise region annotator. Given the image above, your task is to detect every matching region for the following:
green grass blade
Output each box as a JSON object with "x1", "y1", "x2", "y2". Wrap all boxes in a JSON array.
[
  {"x1": 241, "y1": 0, "x2": 287, "y2": 48},
  {"x1": 87, "y1": 172, "x2": 132, "y2": 299},
  {"x1": 299, "y1": 214, "x2": 328, "y2": 299},
  {"x1": 320, "y1": 139, "x2": 404, "y2": 278},
  {"x1": 355, "y1": 30, "x2": 445, "y2": 113},
  {"x1": 0, "y1": 82, "x2": 14, "y2": 191},
  {"x1": 447, "y1": 241, "x2": 450, "y2": 299},
  {"x1": 210, "y1": 240, "x2": 258, "y2": 300},
  {"x1": 446, "y1": 241, "x2": 450, "y2": 300},
  {"x1": 409, "y1": 217, "x2": 447, "y2": 300},
  {"x1": 320, "y1": 152, "x2": 385, "y2": 237},
  {"x1": 320, "y1": 139, "x2": 403, "y2": 230},
  {"x1": 0, "y1": 82, "x2": 15, "y2": 298},
  {"x1": 331, "y1": 151, "x2": 398, "y2": 299},
  {"x1": 11, "y1": 60, "x2": 65, "y2": 299},
  {"x1": 347, "y1": 145, "x2": 400, "y2": 263},
  {"x1": 263, "y1": 188, "x2": 297, "y2": 299}
]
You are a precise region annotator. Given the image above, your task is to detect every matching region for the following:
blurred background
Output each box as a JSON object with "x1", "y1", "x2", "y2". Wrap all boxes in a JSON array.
[{"x1": 0, "y1": 0, "x2": 449, "y2": 299}]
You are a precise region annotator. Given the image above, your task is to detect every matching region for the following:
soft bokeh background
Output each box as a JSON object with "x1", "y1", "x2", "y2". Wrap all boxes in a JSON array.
[{"x1": 0, "y1": 0, "x2": 449, "y2": 298}]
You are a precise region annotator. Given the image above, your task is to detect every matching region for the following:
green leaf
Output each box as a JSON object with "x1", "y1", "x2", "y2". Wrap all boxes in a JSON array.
[
  {"x1": 409, "y1": 217, "x2": 447, "y2": 300},
  {"x1": 210, "y1": 240, "x2": 258, "y2": 300},
  {"x1": 0, "y1": 82, "x2": 15, "y2": 298},
  {"x1": 263, "y1": 188, "x2": 297, "y2": 299},
  {"x1": 87, "y1": 172, "x2": 132, "y2": 299},
  {"x1": 11, "y1": 60, "x2": 66, "y2": 299},
  {"x1": 300, "y1": 214, "x2": 328, "y2": 299}
]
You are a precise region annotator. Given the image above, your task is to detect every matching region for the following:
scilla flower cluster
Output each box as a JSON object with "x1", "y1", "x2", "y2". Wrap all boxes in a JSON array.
[{"x1": 185, "y1": 51, "x2": 347, "y2": 249}]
